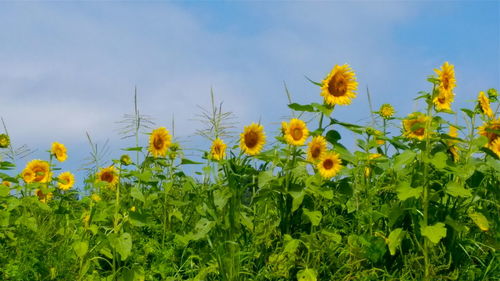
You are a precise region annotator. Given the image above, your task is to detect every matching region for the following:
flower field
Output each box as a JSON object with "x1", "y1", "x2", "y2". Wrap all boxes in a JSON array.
[{"x1": 0, "y1": 63, "x2": 498, "y2": 280}]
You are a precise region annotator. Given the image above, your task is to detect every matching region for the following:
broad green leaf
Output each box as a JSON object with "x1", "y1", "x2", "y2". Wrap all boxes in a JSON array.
[
  {"x1": 0, "y1": 185, "x2": 9, "y2": 197},
  {"x1": 289, "y1": 189, "x2": 305, "y2": 212},
  {"x1": 321, "y1": 230, "x2": 341, "y2": 244},
  {"x1": 430, "y1": 152, "x2": 448, "y2": 170},
  {"x1": 109, "y1": 232, "x2": 133, "y2": 261},
  {"x1": 393, "y1": 150, "x2": 416, "y2": 171},
  {"x1": 325, "y1": 129, "x2": 341, "y2": 144},
  {"x1": 469, "y1": 212, "x2": 489, "y2": 231},
  {"x1": 312, "y1": 103, "x2": 333, "y2": 116},
  {"x1": 180, "y1": 158, "x2": 203, "y2": 165},
  {"x1": 258, "y1": 170, "x2": 274, "y2": 189},
  {"x1": 421, "y1": 223, "x2": 447, "y2": 244},
  {"x1": 303, "y1": 208, "x2": 322, "y2": 226},
  {"x1": 213, "y1": 188, "x2": 231, "y2": 210},
  {"x1": 130, "y1": 186, "x2": 145, "y2": 203},
  {"x1": 288, "y1": 103, "x2": 316, "y2": 112},
  {"x1": 446, "y1": 182, "x2": 472, "y2": 198},
  {"x1": 191, "y1": 218, "x2": 215, "y2": 240},
  {"x1": 386, "y1": 228, "x2": 405, "y2": 255},
  {"x1": 297, "y1": 268, "x2": 317, "y2": 281},
  {"x1": 122, "y1": 146, "x2": 143, "y2": 152},
  {"x1": 0, "y1": 210, "x2": 10, "y2": 227},
  {"x1": 73, "y1": 241, "x2": 88, "y2": 258},
  {"x1": 396, "y1": 183, "x2": 422, "y2": 201}
]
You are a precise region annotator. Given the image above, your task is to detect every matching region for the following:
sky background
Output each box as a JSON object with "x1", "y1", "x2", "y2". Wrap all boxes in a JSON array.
[{"x1": 0, "y1": 1, "x2": 499, "y2": 185}]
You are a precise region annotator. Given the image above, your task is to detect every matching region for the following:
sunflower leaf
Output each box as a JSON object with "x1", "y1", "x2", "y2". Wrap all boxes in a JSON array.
[
  {"x1": 288, "y1": 103, "x2": 316, "y2": 112},
  {"x1": 421, "y1": 223, "x2": 447, "y2": 244}
]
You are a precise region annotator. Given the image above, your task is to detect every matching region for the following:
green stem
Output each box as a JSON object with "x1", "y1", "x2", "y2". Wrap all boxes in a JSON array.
[{"x1": 422, "y1": 91, "x2": 434, "y2": 281}]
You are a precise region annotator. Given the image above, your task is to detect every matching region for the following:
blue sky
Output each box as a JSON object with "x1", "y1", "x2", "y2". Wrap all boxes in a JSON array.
[{"x1": 0, "y1": 1, "x2": 498, "y2": 181}]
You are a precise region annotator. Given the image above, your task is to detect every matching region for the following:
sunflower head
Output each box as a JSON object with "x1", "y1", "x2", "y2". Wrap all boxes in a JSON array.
[
  {"x1": 51, "y1": 142, "x2": 67, "y2": 162},
  {"x1": 210, "y1": 138, "x2": 227, "y2": 161},
  {"x1": 281, "y1": 121, "x2": 288, "y2": 136},
  {"x1": 379, "y1": 104, "x2": 395, "y2": 119},
  {"x1": 478, "y1": 118, "x2": 500, "y2": 149},
  {"x1": 402, "y1": 113, "x2": 431, "y2": 141},
  {"x1": 22, "y1": 160, "x2": 51, "y2": 184},
  {"x1": 96, "y1": 166, "x2": 119, "y2": 187},
  {"x1": 284, "y1": 118, "x2": 309, "y2": 146},
  {"x1": 0, "y1": 134, "x2": 10, "y2": 148},
  {"x1": 434, "y1": 62, "x2": 456, "y2": 97},
  {"x1": 35, "y1": 189, "x2": 53, "y2": 203},
  {"x1": 433, "y1": 91, "x2": 454, "y2": 111},
  {"x1": 57, "y1": 171, "x2": 75, "y2": 191},
  {"x1": 317, "y1": 152, "x2": 342, "y2": 179},
  {"x1": 320, "y1": 64, "x2": 358, "y2": 106},
  {"x1": 240, "y1": 123, "x2": 266, "y2": 155},
  {"x1": 478, "y1": 91, "x2": 494, "y2": 119},
  {"x1": 120, "y1": 154, "x2": 133, "y2": 166},
  {"x1": 307, "y1": 136, "x2": 327, "y2": 162},
  {"x1": 148, "y1": 127, "x2": 172, "y2": 158},
  {"x1": 489, "y1": 138, "x2": 500, "y2": 158},
  {"x1": 168, "y1": 142, "x2": 181, "y2": 160}
]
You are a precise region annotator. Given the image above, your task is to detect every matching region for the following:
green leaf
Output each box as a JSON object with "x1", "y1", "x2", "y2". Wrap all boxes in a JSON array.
[
  {"x1": 180, "y1": 158, "x2": 203, "y2": 165},
  {"x1": 303, "y1": 208, "x2": 322, "y2": 226},
  {"x1": 430, "y1": 152, "x2": 448, "y2": 170},
  {"x1": 325, "y1": 129, "x2": 341, "y2": 144},
  {"x1": 109, "y1": 232, "x2": 133, "y2": 261},
  {"x1": 213, "y1": 188, "x2": 231, "y2": 210},
  {"x1": 122, "y1": 146, "x2": 143, "y2": 152},
  {"x1": 288, "y1": 103, "x2": 316, "y2": 112},
  {"x1": 460, "y1": 108, "x2": 475, "y2": 119},
  {"x1": 393, "y1": 150, "x2": 416, "y2": 171},
  {"x1": 469, "y1": 212, "x2": 489, "y2": 231},
  {"x1": 0, "y1": 184, "x2": 9, "y2": 197},
  {"x1": 446, "y1": 182, "x2": 472, "y2": 198},
  {"x1": 289, "y1": 189, "x2": 305, "y2": 212},
  {"x1": 257, "y1": 170, "x2": 274, "y2": 189},
  {"x1": 387, "y1": 228, "x2": 405, "y2": 255},
  {"x1": 130, "y1": 186, "x2": 145, "y2": 203},
  {"x1": 297, "y1": 268, "x2": 317, "y2": 281},
  {"x1": 321, "y1": 230, "x2": 341, "y2": 244},
  {"x1": 304, "y1": 75, "x2": 323, "y2": 87},
  {"x1": 73, "y1": 241, "x2": 89, "y2": 258},
  {"x1": 421, "y1": 223, "x2": 447, "y2": 244},
  {"x1": 396, "y1": 182, "x2": 422, "y2": 201}
]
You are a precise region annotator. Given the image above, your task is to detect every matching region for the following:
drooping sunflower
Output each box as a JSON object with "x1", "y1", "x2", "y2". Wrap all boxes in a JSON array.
[
  {"x1": 0, "y1": 134, "x2": 10, "y2": 148},
  {"x1": 478, "y1": 91, "x2": 494, "y2": 119},
  {"x1": 210, "y1": 138, "x2": 227, "y2": 160},
  {"x1": 478, "y1": 118, "x2": 500, "y2": 150},
  {"x1": 435, "y1": 62, "x2": 456, "y2": 97},
  {"x1": 57, "y1": 171, "x2": 75, "y2": 191},
  {"x1": 307, "y1": 136, "x2": 327, "y2": 162},
  {"x1": 447, "y1": 126, "x2": 460, "y2": 162},
  {"x1": 320, "y1": 64, "x2": 358, "y2": 106},
  {"x1": 148, "y1": 127, "x2": 172, "y2": 158},
  {"x1": 284, "y1": 118, "x2": 309, "y2": 146},
  {"x1": 402, "y1": 113, "x2": 431, "y2": 141},
  {"x1": 96, "y1": 166, "x2": 119, "y2": 187},
  {"x1": 317, "y1": 152, "x2": 342, "y2": 179},
  {"x1": 379, "y1": 104, "x2": 395, "y2": 119},
  {"x1": 240, "y1": 123, "x2": 266, "y2": 155},
  {"x1": 489, "y1": 138, "x2": 500, "y2": 158},
  {"x1": 22, "y1": 160, "x2": 51, "y2": 184},
  {"x1": 35, "y1": 189, "x2": 53, "y2": 203},
  {"x1": 51, "y1": 142, "x2": 67, "y2": 162}
]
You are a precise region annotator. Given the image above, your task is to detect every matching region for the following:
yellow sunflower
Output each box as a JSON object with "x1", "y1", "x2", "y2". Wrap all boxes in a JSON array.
[
  {"x1": 96, "y1": 166, "x2": 119, "y2": 187},
  {"x1": 22, "y1": 160, "x2": 51, "y2": 184},
  {"x1": 478, "y1": 91, "x2": 494, "y2": 119},
  {"x1": 433, "y1": 91, "x2": 454, "y2": 111},
  {"x1": 51, "y1": 142, "x2": 67, "y2": 162},
  {"x1": 210, "y1": 138, "x2": 227, "y2": 160},
  {"x1": 148, "y1": 127, "x2": 172, "y2": 158},
  {"x1": 478, "y1": 118, "x2": 500, "y2": 150},
  {"x1": 57, "y1": 171, "x2": 75, "y2": 191},
  {"x1": 447, "y1": 126, "x2": 460, "y2": 162},
  {"x1": 489, "y1": 138, "x2": 500, "y2": 158},
  {"x1": 284, "y1": 118, "x2": 309, "y2": 146},
  {"x1": 35, "y1": 189, "x2": 53, "y2": 203},
  {"x1": 402, "y1": 113, "x2": 431, "y2": 141},
  {"x1": 281, "y1": 121, "x2": 288, "y2": 136},
  {"x1": 379, "y1": 104, "x2": 395, "y2": 119},
  {"x1": 435, "y1": 62, "x2": 456, "y2": 97},
  {"x1": 91, "y1": 193, "x2": 101, "y2": 202},
  {"x1": 307, "y1": 136, "x2": 327, "y2": 162},
  {"x1": 320, "y1": 64, "x2": 358, "y2": 106},
  {"x1": 317, "y1": 152, "x2": 342, "y2": 179},
  {"x1": 240, "y1": 123, "x2": 266, "y2": 155}
]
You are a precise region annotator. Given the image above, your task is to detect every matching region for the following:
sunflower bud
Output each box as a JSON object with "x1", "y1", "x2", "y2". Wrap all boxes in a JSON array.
[
  {"x1": 0, "y1": 134, "x2": 10, "y2": 148},
  {"x1": 487, "y1": 88, "x2": 498, "y2": 102},
  {"x1": 168, "y1": 142, "x2": 181, "y2": 160},
  {"x1": 120, "y1": 154, "x2": 132, "y2": 166}
]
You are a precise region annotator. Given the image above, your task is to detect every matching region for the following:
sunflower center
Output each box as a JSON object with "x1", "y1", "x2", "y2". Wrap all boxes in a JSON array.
[
  {"x1": 442, "y1": 76, "x2": 450, "y2": 90},
  {"x1": 214, "y1": 145, "x2": 221, "y2": 154},
  {"x1": 244, "y1": 131, "x2": 259, "y2": 148},
  {"x1": 101, "y1": 171, "x2": 114, "y2": 183},
  {"x1": 33, "y1": 167, "x2": 46, "y2": 182},
  {"x1": 414, "y1": 128, "x2": 425, "y2": 136},
  {"x1": 328, "y1": 73, "x2": 348, "y2": 97},
  {"x1": 323, "y1": 159, "x2": 334, "y2": 170},
  {"x1": 292, "y1": 127, "x2": 303, "y2": 141},
  {"x1": 311, "y1": 146, "x2": 321, "y2": 159},
  {"x1": 153, "y1": 137, "x2": 164, "y2": 150}
]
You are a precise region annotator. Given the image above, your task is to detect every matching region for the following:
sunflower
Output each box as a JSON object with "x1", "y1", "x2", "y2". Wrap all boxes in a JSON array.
[
  {"x1": 210, "y1": 138, "x2": 227, "y2": 160},
  {"x1": 379, "y1": 104, "x2": 395, "y2": 119},
  {"x1": 317, "y1": 152, "x2": 342, "y2": 179},
  {"x1": 35, "y1": 189, "x2": 53, "y2": 203},
  {"x1": 489, "y1": 138, "x2": 500, "y2": 158},
  {"x1": 91, "y1": 193, "x2": 101, "y2": 202},
  {"x1": 51, "y1": 142, "x2": 67, "y2": 162},
  {"x1": 478, "y1": 118, "x2": 500, "y2": 150},
  {"x1": 281, "y1": 121, "x2": 288, "y2": 136},
  {"x1": 57, "y1": 171, "x2": 75, "y2": 191},
  {"x1": 0, "y1": 134, "x2": 10, "y2": 148},
  {"x1": 435, "y1": 62, "x2": 456, "y2": 97},
  {"x1": 307, "y1": 136, "x2": 327, "y2": 162},
  {"x1": 433, "y1": 91, "x2": 454, "y2": 111},
  {"x1": 320, "y1": 64, "x2": 358, "y2": 106},
  {"x1": 447, "y1": 126, "x2": 460, "y2": 162},
  {"x1": 402, "y1": 113, "x2": 430, "y2": 141},
  {"x1": 96, "y1": 166, "x2": 119, "y2": 187},
  {"x1": 240, "y1": 123, "x2": 266, "y2": 155},
  {"x1": 22, "y1": 160, "x2": 51, "y2": 184},
  {"x1": 148, "y1": 127, "x2": 172, "y2": 158},
  {"x1": 478, "y1": 91, "x2": 494, "y2": 119},
  {"x1": 284, "y1": 118, "x2": 309, "y2": 146}
]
